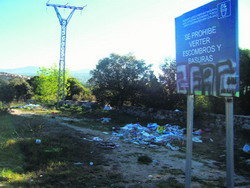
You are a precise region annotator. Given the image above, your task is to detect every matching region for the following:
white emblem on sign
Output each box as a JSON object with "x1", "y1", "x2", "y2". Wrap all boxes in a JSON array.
[
  {"x1": 220, "y1": 3, "x2": 227, "y2": 18},
  {"x1": 217, "y1": 1, "x2": 231, "y2": 19}
]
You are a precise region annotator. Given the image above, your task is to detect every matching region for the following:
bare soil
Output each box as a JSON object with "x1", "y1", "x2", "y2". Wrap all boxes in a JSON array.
[{"x1": 11, "y1": 109, "x2": 250, "y2": 187}]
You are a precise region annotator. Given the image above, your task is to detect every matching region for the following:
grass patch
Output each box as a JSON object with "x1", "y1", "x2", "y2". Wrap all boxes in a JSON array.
[
  {"x1": 157, "y1": 177, "x2": 184, "y2": 188},
  {"x1": 160, "y1": 165, "x2": 184, "y2": 176},
  {"x1": 191, "y1": 176, "x2": 225, "y2": 187},
  {"x1": 0, "y1": 113, "x2": 32, "y2": 184},
  {"x1": 169, "y1": 154, "x2": 185, "y2": 159},
  {"x1": 0, "y1": 112, "x2": 123, "y2": 187}
]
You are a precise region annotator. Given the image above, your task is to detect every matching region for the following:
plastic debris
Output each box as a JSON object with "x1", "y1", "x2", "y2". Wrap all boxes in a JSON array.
[
  {"x1": 152, "y1": 160, "x2": 160, "y2": 165},
  {"x1": 98, "y1": 141, "x2": 117, "y2": 149},
  {"x1": 193, "y1": 129, "x2": 204, "y2": 135},
  {"x1": 192, "y1": 136, "x2": 203, "y2": 143},
  {"x1": 35, "y1": 139, "x2": 41, "y2": 144},
  {"x1": 112, "y1": 123, "x2": 185, "y2": 147},
  {"x1": 147, "y1": 123, "x2": 159, "y2": 130},
  {"x1": 174, "y1": 109, "x2": 180, "y2": 112},
  {"x1": 89, "y1": 162, "x2": 94, "y2": 166},
  {"x1": 166, "y1": 143, "x2": 180, "y2": 151},
  {"x1": 245, "y1": 159, "x2": 250, "y2": 165},
  {"x1": 148, "y1": 175, "x2": 153, "y2": 178},
  {"x1": 103, "y1": 105, "x2": 112, "y2": 111},
  {"x1": 92, "y1": 137, "x2": 103, "y2": 142},
  {"x1": 156, "y1": 126, "x2": 166, "y2": 134},
  {"x1": 74, "y1": 162, "x2": 84, "y2": 165},
  {"x1": 101, "y1": 118, "x2": 111, "y2": 123},
  {"x1": 12, "y1": 104, "x2": 42, "y2": 109},
  {"x1": 243, "y1": 144, "x2": 250, "y2": 153}
]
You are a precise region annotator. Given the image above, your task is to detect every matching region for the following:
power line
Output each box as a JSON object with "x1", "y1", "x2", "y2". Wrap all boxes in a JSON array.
[{"x1": 46, "y1": 2, "x2": 86, "y2": 105}]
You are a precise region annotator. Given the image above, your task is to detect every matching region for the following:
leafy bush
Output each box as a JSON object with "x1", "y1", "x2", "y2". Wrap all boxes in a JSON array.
[{"x1": 0, "y1": 79, "x2": 15, "y2": 104}]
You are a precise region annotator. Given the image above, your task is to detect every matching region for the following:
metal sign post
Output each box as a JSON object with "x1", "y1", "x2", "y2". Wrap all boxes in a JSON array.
[
  {"x1": 185, "y1": 95, "x2": 194, "y2": 188},
  {"x1": 175, "y1": 0, "x2": 238, "y2": 187},
  {"x1": 225, "y1": 97, "x2": 234, "y2": 188}
]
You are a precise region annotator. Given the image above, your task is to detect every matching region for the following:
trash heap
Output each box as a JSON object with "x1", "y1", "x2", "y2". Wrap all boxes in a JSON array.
[
  {"x1": 112, "y1": 123, "x2": 185, "y2": 147},
  {"x1": 11, "y1": 104, "x2": 42, "y2": 109}
]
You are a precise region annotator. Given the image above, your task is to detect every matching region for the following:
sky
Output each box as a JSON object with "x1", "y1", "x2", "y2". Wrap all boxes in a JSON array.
[{"x1": 0, "y1": 0, "x2": 249, "y2": 73}]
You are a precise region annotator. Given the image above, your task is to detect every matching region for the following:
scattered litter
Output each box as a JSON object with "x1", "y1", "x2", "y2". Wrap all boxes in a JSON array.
[
  {"x1": 92, "y1": 137, "x2": 103, "y2": 142},
  {"x1": 147, "y1": 123, "x2": 159, "y2": 130},
  {"x1": 98, "y1": 141, "x2": 117, "y2": 149},
  {"x1": 243, "y1": 144, "x2": 250, "y2": 153},
  {"x1": 74, "y1": 162, "x2": 84, "y2": 165},
  {"x1": 166, "y1": 143, "x2": 180, "y2": 151},
  {"x1": 101, "y1": 118, "x2": 111, "y2": 123},
  {"x1": 174, "y1": 109, "x2": 180, "y2": 112},
  {"x1": 209, "y1": 138, "x2": 214, "y2": 142},
  {"x1": 204, "y1": 128, "x2": 211, "y2": 132},
  {"x1": 102, "y1": 132, "x2": 109, "y2": 135},
  {"x1": 112, "y1": 123, "x2": 185, "y2": 147},
  {"x1": 82, "y1": 137, "x2": 93, "y2": 142},
  {"x1": 152, "y1": 160, "x2": 160, "y2": 165},
  {"x1": 193, "y1": 129, "x2": 204, "y2": 135},
  {"x1": 112, "y1": 126, "x2": 120, "y2": 132},
  {"x1": 156, "y1": 126, "x2": 166, "y2": 133},
  {"x1": 245, "y1": 159, "x2": 250, "y2": 165},
  {"x1": 89, "y1": 162, "x2": 94, "y2": 166},
  {"x1": 192, "y1": 136, "x2": 203, "y2": 143},
  {"x1": 148, "y1": 175, "x2": 153, "y2": 178},
  {"x1": 103, "y1": 105, "x2": 112, "y2": 111},
  {"x1": 12, "y1": 104, "x2": 42, "y2": 109},
  {"x1": 35, "y1": 139, "x2": 41, "y2": 144}
]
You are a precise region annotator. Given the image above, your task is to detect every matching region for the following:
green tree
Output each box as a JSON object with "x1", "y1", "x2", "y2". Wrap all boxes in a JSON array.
[
  {"x1": 66, "y1": 77, "x2": 93, "y2": 101},
  {"x1": 159, "y1": 58, "x2": 186, "y2": 110},
  {"x1": 33, "y1": 65, "x2": 68, "y2": 104},
  {"x1": 0, "y1": 79, "x2": 15, "y2": 104},
  {"x1": 138, "y1": 71, "x2": 165, "y2": 108},
  {"x1": 240, "y1": 49, "x2": 250, "y2": 93},
  {"x1": 89, "y1": 53, "x2": 152, "y2": 107},
  {"x1": 235, "y1": 49, "x2": 250, "y2": 114},
  {"x1": 9, "y1": 78, "x2": 32, "y2": 101},
  {"x1": 27, "y1": 76, "x2": 39, "y2": 96}
]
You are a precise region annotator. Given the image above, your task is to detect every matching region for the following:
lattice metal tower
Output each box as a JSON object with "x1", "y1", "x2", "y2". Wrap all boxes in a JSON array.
[{"x1": 46, "y1": 2, "x2": 85, "y2": 103}]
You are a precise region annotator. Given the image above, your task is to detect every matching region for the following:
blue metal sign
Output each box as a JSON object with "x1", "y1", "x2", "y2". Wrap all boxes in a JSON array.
[{"x1": 175, "y1": 0, "x2": 239, "y2": 97}]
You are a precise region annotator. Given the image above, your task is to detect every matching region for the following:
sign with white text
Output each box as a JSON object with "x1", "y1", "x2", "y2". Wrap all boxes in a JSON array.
[{"x1": 175, "y1": 0, "x2": 239, "y2": 97}]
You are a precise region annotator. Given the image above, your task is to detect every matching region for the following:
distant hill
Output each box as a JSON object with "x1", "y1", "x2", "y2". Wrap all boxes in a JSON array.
[
  {"x1": 0, "y1": 66, "x2": 39, "y2": 76},
  {"x1": 0, "y1": 66, "x2": 92, "y2": 83},
  {"x1": 70, "y1": 69, "x2": 92, "y2": 83}
]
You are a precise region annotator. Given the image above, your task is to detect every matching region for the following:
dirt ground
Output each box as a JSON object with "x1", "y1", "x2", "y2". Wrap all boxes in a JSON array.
[{"x1": 11, "y1": 109, "x2": 250, "y2": 187}]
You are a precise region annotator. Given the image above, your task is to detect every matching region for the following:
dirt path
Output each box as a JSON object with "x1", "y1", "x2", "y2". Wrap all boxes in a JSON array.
[{"x1": 11, "y1": 109, "x2": 250, "y2": 187}]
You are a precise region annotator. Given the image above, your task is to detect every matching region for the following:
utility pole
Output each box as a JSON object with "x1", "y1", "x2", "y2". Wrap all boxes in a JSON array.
[{"x1": 46, "y1": 2, "x2": 85, "y2": 105}]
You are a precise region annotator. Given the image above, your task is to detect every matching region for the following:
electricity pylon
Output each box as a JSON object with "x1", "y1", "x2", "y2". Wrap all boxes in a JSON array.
[{"x1": 46, "y1": 2, "x2": 85, "y2": 104}]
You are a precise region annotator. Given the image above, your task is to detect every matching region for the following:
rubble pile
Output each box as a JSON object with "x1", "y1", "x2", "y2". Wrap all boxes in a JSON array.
[{"x1": 112, "y1": 123, "x2": 185, "y2": 148}]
